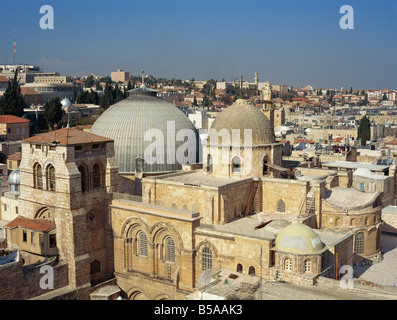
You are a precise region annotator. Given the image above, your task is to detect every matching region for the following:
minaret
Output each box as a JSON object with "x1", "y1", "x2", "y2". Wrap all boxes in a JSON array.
[{"x1": 255, "y1": 72, "x2": 259, "y2": 87}]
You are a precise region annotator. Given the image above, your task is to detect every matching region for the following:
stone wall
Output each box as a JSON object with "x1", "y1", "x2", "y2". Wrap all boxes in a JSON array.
[{"x1": 0, "y1": 255, "x2": 69, "y2": 300}]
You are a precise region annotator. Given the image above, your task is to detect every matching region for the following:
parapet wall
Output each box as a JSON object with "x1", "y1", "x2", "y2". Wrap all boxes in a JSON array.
[{"x1": 0, "y1": 253, "x2": 69, "y2": 300}]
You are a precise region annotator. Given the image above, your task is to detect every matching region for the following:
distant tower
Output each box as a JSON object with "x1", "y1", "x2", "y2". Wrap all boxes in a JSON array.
[{"x1": 255, "y1": 72, "x2": 259, "y2": 87}]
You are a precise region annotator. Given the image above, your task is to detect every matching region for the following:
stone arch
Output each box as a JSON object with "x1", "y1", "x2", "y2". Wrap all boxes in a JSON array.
[
  {"x1": 33, "y1": 162, "x2": 43, "y2": 189},
  {"x1": 263, "y1": 155, "x2": 268, "y2": 175},
  {"x1": 231, "y1": 156, "x2": 241, "y2": 174},
  {"x1": 150, "y1": 222, "x2": 183, "y2": 250},
  {"x1": 78, "y1": 163, "x2": 89, "y2": 193},
  {"x1": 92, "y1": 162, "x2": 103, "y2": 188},
  {"x1": 354, "y1": 231, "x2": 365, "y2": 255},
  {"x1": 35, "y1": 207, "x2": 54, "y2": 220},
  {"x1": 45, "y1": 163, "x2": 56, "y2": 191},
  {"x1": 195, "y1": 240, "x2": 218, "y2": 257},
  {"x1": 121, "y1": 217, "x2": 150, "y2": 238},
  {"x1": 153, "y1": 293, "x2": 171, "y2": 300},
  {"x1": 283, "y1": 257, "x2": 293, "y2": 272},
  {"x1": 237, "y1": 263, "x2": 243, "y2": 273},
  {"x1": 127, "y1": 287, "x2": 150, "y2": 300},
  {"x1": 248, "y1": 266, "x2": 256, "y2": 276}
]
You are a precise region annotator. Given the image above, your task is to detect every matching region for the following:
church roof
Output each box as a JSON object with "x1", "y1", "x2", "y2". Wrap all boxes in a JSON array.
[
  {"x1": 274, "y1": 222, "x2": 325, "y2": 255},
  {"x1": 209, "y1": 99, "x2": 275, "y2": 146},
  {"x1": 90, "y1": 86, "x2": 199, "y2": 174},
  {"x1": 5, "y1": 217, "x2": 56, "y2": 232},
  {"x1": 23, "y1": 127, "x2": 113, "y2": 146}
]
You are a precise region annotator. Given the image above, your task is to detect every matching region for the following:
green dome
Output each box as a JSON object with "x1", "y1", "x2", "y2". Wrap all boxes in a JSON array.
[{"x1": 274, "y1": 223, "x2": 324, "y2": 254}]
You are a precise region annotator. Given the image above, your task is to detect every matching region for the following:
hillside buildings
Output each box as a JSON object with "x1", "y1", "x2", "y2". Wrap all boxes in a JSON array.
[{"x1": 0, "y1": 83, "x2": 396, "y2": 300}]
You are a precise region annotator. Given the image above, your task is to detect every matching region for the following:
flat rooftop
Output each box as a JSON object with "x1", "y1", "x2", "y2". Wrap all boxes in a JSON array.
[
  {"x1": 198, "y1": 212, "x2": 350, "y2": 247},
  {"x1": 322, "y1": 161, "x2": 389, "y2": 172},
  {"x1": 144, "y1": 171, "x2": 252, "y2": 188}
]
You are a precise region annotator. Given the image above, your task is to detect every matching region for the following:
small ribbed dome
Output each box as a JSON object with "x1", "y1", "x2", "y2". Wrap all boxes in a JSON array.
[
  {"x1": 90, "y1": 86, "x2": 200, "y2": 174},
  {"x1": 209, "y1": 99, "x2": 275, "y2": 146},
  {"x1": 7, "y1": 168, "x2": 20, "y2": 185},
  {"x1": 275, "y1": 222, "x2": 324, "y2": 254}
]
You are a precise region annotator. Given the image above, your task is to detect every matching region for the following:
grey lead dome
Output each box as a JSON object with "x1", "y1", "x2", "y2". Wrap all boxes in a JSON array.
[{"x1": 90, "y1": 86, "x2": 199, "y2": 174}]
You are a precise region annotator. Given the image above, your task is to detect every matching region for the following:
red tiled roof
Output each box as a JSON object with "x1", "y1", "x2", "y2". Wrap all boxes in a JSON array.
[
  {"x1": 0, "y1": 76, "x2": 9, "y2": 83},
  {"x1": 7, "y1": 152, "x2": 22, "y2": 161},
  {"x1": 23, "y1": 127, "x2": 113, "y2": 146},
  {"x1": 5, "y1": 217, "x2": 56, "y2": 232},
  {"x1": 295, "y1": 138, "x2": 314, "y2": 144},
  {"x1": 0, "y1": 115, "x2": 30, "y2": 124},
  {"x1": 20, "y1": 87, "x2": 42, "y2": 96}
]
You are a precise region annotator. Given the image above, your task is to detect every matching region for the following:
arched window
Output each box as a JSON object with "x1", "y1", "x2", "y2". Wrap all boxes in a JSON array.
[
  {"x1": 202, "y1": 246, "x2": 212, "y2": 271},
  {"x1": 138, "y1": 231, "x2": 148, "y2": 257},
  {"x1": 207, "y1": 154, "x2": 213, "y2": 173},
  {"x1": 46, "y1": 165, "x2": 55, "y2": 191},
  {"x1": 304, "y1": 260, "x2": 311, "y2": 273},
  {"x1": 93, "y1": 164, "x2": 101, "y2": 188},
  {"x1": 34, "y1": 163, "x2": 43, "y2": 189},
  {"x1": 165, "y1": 237, "x2": 175, "y2": 263},
  {"x1": 79, "y1": 166, "x2": 88, "y2": 193},
  {"x1": 354, "y1": 232, "x2": 365, "y2": 255},
  {"x1": 359, "y1": 183, "x2": 365, "y2": 192},
  {"x1": 284, "y1": 258, "x2": 292, "y2": 271},
  {"x1": 263, "y1": 156, "x2": 268, "y2": 175},
  {"x1": 248, "y1": 266, "x2": 255, "y2": 276},
  {"x1": 237, "y1": 263, "x2": 243, "y2": 273},
  {"x1": 232, "y1": 156, "x2": 241, "y2": 174},
  {"x1": 277, "y1": 199, "x2": 286, "y2": 213}
]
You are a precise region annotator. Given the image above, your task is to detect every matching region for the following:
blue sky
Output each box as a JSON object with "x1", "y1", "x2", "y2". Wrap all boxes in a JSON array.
[{"x1": 1, "y1": 0, "x2": 396, "y2": 89}]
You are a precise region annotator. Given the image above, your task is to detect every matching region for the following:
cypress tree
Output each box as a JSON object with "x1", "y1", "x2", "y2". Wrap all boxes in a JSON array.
[
  {"x1": 43, "y1": 97, "x2": 65, "y2": 130},
  {"x1": 357, "y1": 115, "x2": 371, "y2": 146},
  {"x1": 0, "y1": 69, "x2": 25, "y2": 117}
]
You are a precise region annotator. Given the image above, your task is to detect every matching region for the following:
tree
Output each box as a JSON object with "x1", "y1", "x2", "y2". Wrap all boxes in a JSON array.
[
  {"x1": 43, "y1": 97, "x2": 65, "y2": 130},
  {"x1": 113, "y1": 84, "x2": 124, "y2": 103},
  {"x1": 357, "y1": 115, "x2": 371, "y2": 146},
  {"x1": 0, "y1": 69, "x2": 25, "y2": 117},
  {"x1": 193, "y1": 96, "x2": 198, "y2": 107},
  {"x1": 100, "y1": 83, "x2": 114, "y2": 109},
  {"x1": 383, "y1": 93, "x2": 388, "y2": 101}
]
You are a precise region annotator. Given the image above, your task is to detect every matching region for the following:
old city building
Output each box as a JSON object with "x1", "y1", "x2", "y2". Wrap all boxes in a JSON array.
[{"x1": 0, "y1": 91, "x2": 395, "y2": 300}]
